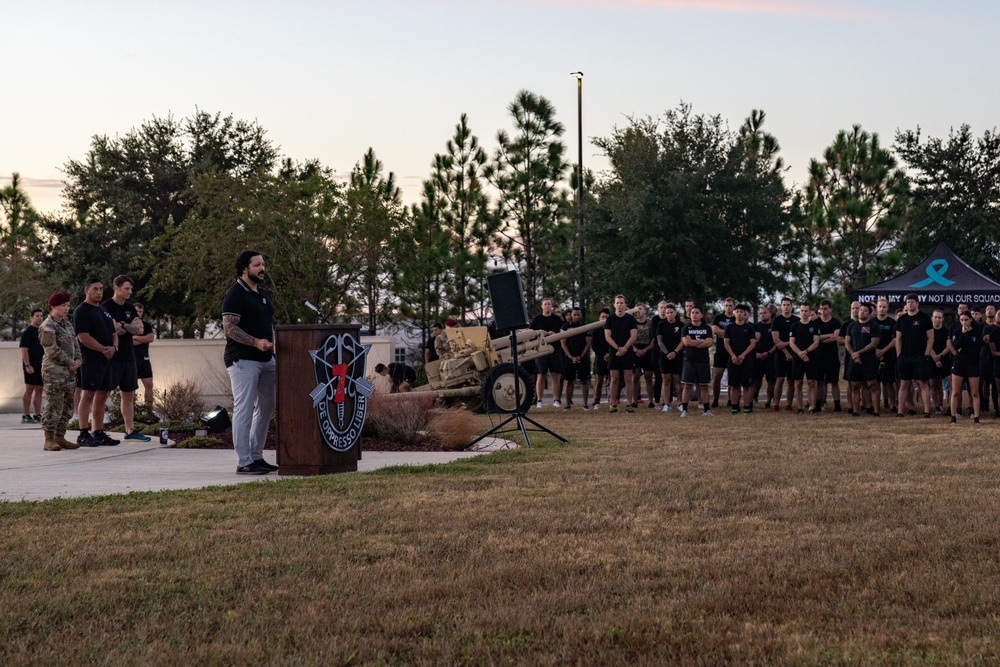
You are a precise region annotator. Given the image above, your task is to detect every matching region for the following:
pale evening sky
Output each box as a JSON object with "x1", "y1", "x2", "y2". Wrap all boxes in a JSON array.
[{"x1": 1, "y1": 0, "x2": 996, "y2": 215}]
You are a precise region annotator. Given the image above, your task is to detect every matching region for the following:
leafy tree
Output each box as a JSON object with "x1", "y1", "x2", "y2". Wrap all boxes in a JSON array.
[
  {"x1": 894, "y1": 124, "x2": 1000, "y2": 278},
  {"x1": 588, "y1": 104, "x2": 791, "y2": 308},
  {"x1": 429, "y1": 114, "x2": 497, "y2": 322},
  {"x1": 804, "y1": 125, "x2": 909, "y2": 295},
  {"x1": 343, "y1": 148, "x2": 405, "y2": 334},
  {"x1": 148, "y1": 160, "x2": 355, "y2": 330},
  {"x1": 395, "y1": 180, "x2": 449, "y2": 337},
  {"x1": 42, "y1": 110, "x2": 277, "y2": 333},
  {"x1": 486, "y1": 90, "x2": 570, "y2": 314},
  {"x1": 0, "y1": 174, "x2": 49, "y2": 337}
]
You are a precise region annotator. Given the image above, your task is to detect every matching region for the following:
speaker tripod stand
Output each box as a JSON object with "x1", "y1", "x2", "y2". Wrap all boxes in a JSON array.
[{"x1": 469, "y1": 329, "x2": 567, "y2": 448}]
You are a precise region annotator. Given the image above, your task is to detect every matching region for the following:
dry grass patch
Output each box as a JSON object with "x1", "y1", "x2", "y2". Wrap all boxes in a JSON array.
[{"x1": 3, "y1": 409, "x2": 1000, "y2": 664}]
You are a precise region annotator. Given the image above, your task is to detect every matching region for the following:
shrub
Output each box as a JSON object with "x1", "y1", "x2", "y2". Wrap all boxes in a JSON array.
[
  {"x1": 176, "y1": 435, "x2": 225, "y2": 449},
  {"x1": 155, "y1": 379, "x2": 205, "y2": 423},
  {"x1": 363, "y1": 393, "x2": 435, "y2": 445},
  {"x1": 427, "y1": 408, "x2": 477, "y2": 450}
]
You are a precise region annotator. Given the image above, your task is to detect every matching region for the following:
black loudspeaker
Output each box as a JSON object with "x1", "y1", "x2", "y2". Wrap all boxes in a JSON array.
[{"x1": 487, "y1": 270, "x2": 530, "y2": 332}]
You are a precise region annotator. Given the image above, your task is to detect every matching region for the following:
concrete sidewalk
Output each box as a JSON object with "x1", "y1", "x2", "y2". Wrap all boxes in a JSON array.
[{"x1": 0, "y1": 414, "x2": 487, "y2": 503}]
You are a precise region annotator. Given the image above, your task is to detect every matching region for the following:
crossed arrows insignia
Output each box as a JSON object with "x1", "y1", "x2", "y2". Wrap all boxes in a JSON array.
[{"x1": 309, "y1": 334, "x2": 373, "y2": 409}]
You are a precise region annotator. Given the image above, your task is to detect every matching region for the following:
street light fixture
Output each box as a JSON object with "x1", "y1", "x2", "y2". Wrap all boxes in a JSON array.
[{"x1": 570, "y1": 71, "x2": 585, "y2": 320}]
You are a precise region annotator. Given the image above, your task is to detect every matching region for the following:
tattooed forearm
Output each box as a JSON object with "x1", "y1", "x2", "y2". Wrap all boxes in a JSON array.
[{"x1": 223, "y1": 314, "x2": 256, "y2": 346}]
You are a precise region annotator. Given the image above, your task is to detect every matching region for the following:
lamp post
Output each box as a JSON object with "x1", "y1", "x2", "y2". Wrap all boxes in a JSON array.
[{"x1": 570, "y1": 71, "x2": 585, "y2": 320}]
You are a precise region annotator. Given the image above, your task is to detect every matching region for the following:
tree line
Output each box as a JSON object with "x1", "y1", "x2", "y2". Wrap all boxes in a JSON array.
[{"x1": 2, "y1": 98, "x2": 998, "y2": 341}]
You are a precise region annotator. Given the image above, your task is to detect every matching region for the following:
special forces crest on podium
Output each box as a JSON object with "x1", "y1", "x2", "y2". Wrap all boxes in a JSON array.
[{"x1": 309, "y1": 333, "x2": 373, "y2": 451}]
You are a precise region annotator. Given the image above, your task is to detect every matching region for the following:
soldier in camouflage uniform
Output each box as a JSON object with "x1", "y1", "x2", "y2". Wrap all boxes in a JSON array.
[{"x1": 39, "y1": 292, "x2": 83, "y2": 451}]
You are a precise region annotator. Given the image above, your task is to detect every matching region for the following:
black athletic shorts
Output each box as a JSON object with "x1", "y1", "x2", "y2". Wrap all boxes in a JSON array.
[
  {"x1": 727, "y1": 360, "x2": 755, "y2": 388},
  {"x1": 535, "y1": 354, "x2": 561, "y2": 375},
  {"x1": 23, "y1": 367, "x2": 43, "y2": 386},
  {"x1": 659, "y1": 353, "x2": 682, "y2": 376},
  {"x1": 877, "y1": 354, "x2": 897, "y2": 383},
  {"x1": 681, "y1": 360, "x2": 711, "y2": 385},
  {"x1": 563, "y1": 360, "x2": 591, "y2": 383},
  {"x1": 927, "y1": 355, "x2": 950, "y2": 380},
  {"x1": 774, "y1": 350, "x2": 793, "y2": 378},
  {"x1": 608, "y1": 349, "x2": 635, "y2": 372},
  {"x1": 817, "y1": 355, "x2": 841, "y2": 385},
  {"x1": 79, "y1": 359, "x2": 113, "y2": 392},
  {"x1": 848, "y1": 354, "x2": 878, "y2": 383},
  {"x1": 633, "y1": 351, "x2": 654, "y2": 372},
  {"x1": 110, "y1": 356, "x2": 139, "y2": 392},
  {"x1": 712, "y1": 349, "x2": 728, "y2": 369},
  {"x1": 754, "y1": 354, "x2": 776, "y2": 383},
  {"x1": 951, "y1": 360, "x2": 980, "y2": 379},
  {"x1": 896, "y1": 354, "x2": 930, "y2": 382},
  {"x1": 842, "y1": 352, "x2": 853, "y2": 382},
  {"x1": 791, "y1": 357, "x2": 820, "y2": 382},
  {"x1": 136, "y1": 355, "x2": 153, "y2": 380},
  {"x1": 593, "y1": 353, "x2": 609, "y2": 376}
]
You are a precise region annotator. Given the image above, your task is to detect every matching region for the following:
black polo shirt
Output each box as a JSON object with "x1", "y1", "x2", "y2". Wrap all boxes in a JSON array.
[{"x1": 221, "y1": 278, "x2": 275, "y2": 367}]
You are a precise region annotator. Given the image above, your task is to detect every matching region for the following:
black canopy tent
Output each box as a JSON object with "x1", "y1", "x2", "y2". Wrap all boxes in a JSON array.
[{"x1": 852, "y1": 242, "x2": 1000, "y2": 310}]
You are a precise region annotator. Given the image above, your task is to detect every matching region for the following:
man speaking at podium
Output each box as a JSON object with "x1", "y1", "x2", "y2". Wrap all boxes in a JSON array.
[{"x1": 222, "y1": 250, "x2": 278, "y2": 475}]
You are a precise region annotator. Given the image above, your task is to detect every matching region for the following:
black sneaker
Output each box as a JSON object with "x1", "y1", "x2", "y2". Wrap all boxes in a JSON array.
[
  {"x1": 21, "y1": 415, "x2": 33, "y2": 424},
  {"x1": 253, "y1": 459, "x2": 278, "y2": 472},
  {"x1": 238, "y1": 461, "x2": 270, "y2": 475},
  {"x1": 93, "y1": 430, "x2": 119, "y2": 446},
  {"x1": 77, "y1": 431, "x2": 98, "y2": 447},
  {"x1": 32, "y1": 415, "x2": 42, "y2": 423}
]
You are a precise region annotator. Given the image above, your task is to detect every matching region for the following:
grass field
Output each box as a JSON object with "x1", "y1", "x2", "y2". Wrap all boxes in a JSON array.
[{"x1": 3, "y1": 408, "x2": 1000, "y2": 665}]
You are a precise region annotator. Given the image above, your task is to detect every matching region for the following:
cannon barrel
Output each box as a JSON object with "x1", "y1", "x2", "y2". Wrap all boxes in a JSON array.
[
  {"x1": 539, "y1": 306, "x2": 641, "y2": 345},
  {"x1": 491, "y1": 306, "x2": 639, "y2": 348}
]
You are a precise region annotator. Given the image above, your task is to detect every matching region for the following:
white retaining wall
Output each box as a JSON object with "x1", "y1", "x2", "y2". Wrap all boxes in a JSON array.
[{"x1": 0, "y1": 336, "x2": 393, "y2": 414}]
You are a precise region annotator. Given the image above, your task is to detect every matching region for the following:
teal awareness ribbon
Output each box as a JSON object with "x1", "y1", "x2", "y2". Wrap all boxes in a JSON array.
[{"x1": 909, "y1": 259, "x2": 955, "y2": 288}]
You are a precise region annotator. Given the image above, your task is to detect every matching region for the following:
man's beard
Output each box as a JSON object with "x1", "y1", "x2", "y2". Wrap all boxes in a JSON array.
[{"x1": 249, "y1": 271, "x2": 264, "y2": 284}]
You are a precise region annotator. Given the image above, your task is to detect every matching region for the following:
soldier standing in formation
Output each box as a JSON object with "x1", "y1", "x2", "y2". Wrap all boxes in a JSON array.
[{"x1": 39, "y1": 292, "x2": 83, "y2": 451}]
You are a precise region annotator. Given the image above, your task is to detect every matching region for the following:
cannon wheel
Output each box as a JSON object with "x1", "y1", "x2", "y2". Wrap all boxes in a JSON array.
[{"x1": 480, "y1": 363, "x2": 534, "y2": 414}]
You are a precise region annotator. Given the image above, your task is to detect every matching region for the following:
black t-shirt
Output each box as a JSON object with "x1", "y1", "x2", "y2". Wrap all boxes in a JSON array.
[
  {"x1": 424, "y1": 337, "x2": 439, "y2": 363},
  {"x1": 102, "y1": 298, "x2": 137, "y2": 361},
  {"x1": 19, "y1": 325, "x2": 44, "y2": 369},
  {"x1": 816, "y1": 317, "x2": 841, "y2": 359},
  {"x1": 73, "y1": 301, "x2": 116, "y2": 365},
  {"x1": 562, "y1": 321, "x2": 589, "y2": 357},
  {"x1": 657, "y1": 318, "x2": 684, "y2": 355},
  {"x1": 790, "y1": 319, "x2": 819, "y2": 352},
  {"x1": 846, "y1": 320, "x2": 879, "y2": 354},
  {"x1": 388, "y1": 363, "x2": 416, "y2": 385},
  {"x1": 712, "y1": 312, "x2": 735, "y2": 348},
  {"x1": 588, "y1": 325, "x2": 609, "y2": 356},
  {"x1": 133, "y1": 319, "x2": 153, "y2": 359},
  {"x1": 932, "y1": 327, "x2": 949, "y2": 355},
  {"x1": 771, "y1": 314, "x2": 795, "y2": 343},
  {"x1": 895, "y1": 311, "x2": 933, "y2": 357},
  {"x1": 755, "y1": 320, "x2": 775, "y2": 355},
  {"x1": 530, "y1": 314, "x2": 563, "y2": 336},
  {"x1": 681, "y1": 322, "x2": 712, "y2": 364},
  {"x1": 724, "y1": 321, "x2": 757, "y2": 356},
  {"x1": 221, "y1": 279, "x2": 275, "y2": 367},
  {"x1": 952, "y1": 329, "x2": 983, "y2": 367},
  {"x1": 604, "y1": 312, "x2": 638, "y2": 348},
  {"x1": 981, "y1": 324, "x2": 998, "y2": 363},
  {"x1": 874, "y1": 316, "x2": 897, "y2": 357}
]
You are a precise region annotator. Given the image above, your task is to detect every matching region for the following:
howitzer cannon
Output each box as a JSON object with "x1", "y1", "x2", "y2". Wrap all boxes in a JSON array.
[{"x1": 387, "y1": 308, "x2": 639, "y2": 413}]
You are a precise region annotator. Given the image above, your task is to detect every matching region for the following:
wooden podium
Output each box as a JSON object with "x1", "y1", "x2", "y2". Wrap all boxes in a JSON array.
[{"x1": 274, "y1": 324, "x2": 365, "y2": 475}]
